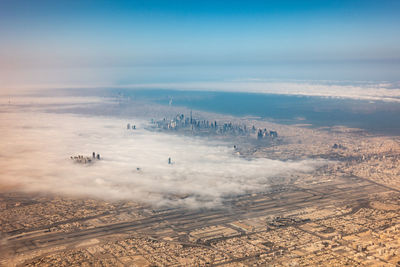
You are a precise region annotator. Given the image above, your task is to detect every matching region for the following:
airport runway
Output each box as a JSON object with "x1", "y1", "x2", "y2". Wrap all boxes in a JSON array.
[{"x1": 3, "y1": 174, "x2": 394, "y2": 257}]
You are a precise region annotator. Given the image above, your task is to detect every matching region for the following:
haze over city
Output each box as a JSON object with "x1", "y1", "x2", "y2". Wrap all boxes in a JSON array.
[{"x1": 1, "y1": 1, "x2": 400, "y2": 266}]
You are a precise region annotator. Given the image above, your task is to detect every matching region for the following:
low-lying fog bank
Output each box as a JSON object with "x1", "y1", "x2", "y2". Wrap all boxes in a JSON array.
[{"x1": 0, "y1": 102, "x2": 327, "y2": 208}]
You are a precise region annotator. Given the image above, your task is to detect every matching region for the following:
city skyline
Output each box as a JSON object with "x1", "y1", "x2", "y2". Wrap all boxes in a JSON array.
[{"x1": 2, "y1": 2, "x2": 400, "y2": 265}]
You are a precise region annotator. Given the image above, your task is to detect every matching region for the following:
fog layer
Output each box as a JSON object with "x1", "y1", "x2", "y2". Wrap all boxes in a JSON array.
[{"x1": 0, "y1": 110, "x2": 326, "y2": 208}]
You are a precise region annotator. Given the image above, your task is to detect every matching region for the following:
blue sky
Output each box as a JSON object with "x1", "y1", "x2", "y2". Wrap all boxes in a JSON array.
[{"x1": 1, "y1": 0, "x2": 400, "y2": 85}]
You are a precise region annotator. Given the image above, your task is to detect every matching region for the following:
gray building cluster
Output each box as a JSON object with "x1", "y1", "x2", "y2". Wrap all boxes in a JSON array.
[
  {"x1": 127, "y1": 123, "x2": 136, "y2": 130},
  {"x1": 257, "y1": 128, "x2": 278, "y2": 140},
  {"x1": 71, "y1": 152, "x2": 101, "y2": 164},
  {"x1": 152, "y1": 113, "x2": 278, "y2": 140},
  {"x1": 154, "y1": 113, "x2": 247, "y2": 136}
]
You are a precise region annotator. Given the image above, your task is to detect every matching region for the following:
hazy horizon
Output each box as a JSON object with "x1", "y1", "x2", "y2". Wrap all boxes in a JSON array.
[{"x1": 1, "y1": 0, "x2": 400, "y2": 91}]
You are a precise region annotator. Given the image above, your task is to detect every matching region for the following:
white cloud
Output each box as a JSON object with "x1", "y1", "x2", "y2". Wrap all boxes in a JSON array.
[
  {"x1": 0, "y1": 110, "x2": 326, "y2": 208},
  {"x1": 2, "y1": 79, "x2": 400, "y2": 103},
  {"x1": 122, "y1": 80, "x2": 400, "y2": 102}
]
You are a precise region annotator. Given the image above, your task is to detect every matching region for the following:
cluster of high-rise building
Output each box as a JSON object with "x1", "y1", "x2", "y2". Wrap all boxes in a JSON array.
[
  {"x1": 127, "y1": 123, "x2": 136, "y2": 130},
  {"x1": 70, "y1": 152, "x2": 101, "y2": 164},
  {"x1": 257, "y1": 128, "x2": 278, "y2": 140},
  {"x1": 151, "y1": 112, "x2": 278, "y2": 140},
  {"x1": 153, "y1": 112, "x2": 220, "y2": 132}
]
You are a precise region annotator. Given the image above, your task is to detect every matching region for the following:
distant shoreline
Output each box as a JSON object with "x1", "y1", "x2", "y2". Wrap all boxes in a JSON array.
[{"x1": 110, "y1": 89, "x2": 400, "y2": 136}]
